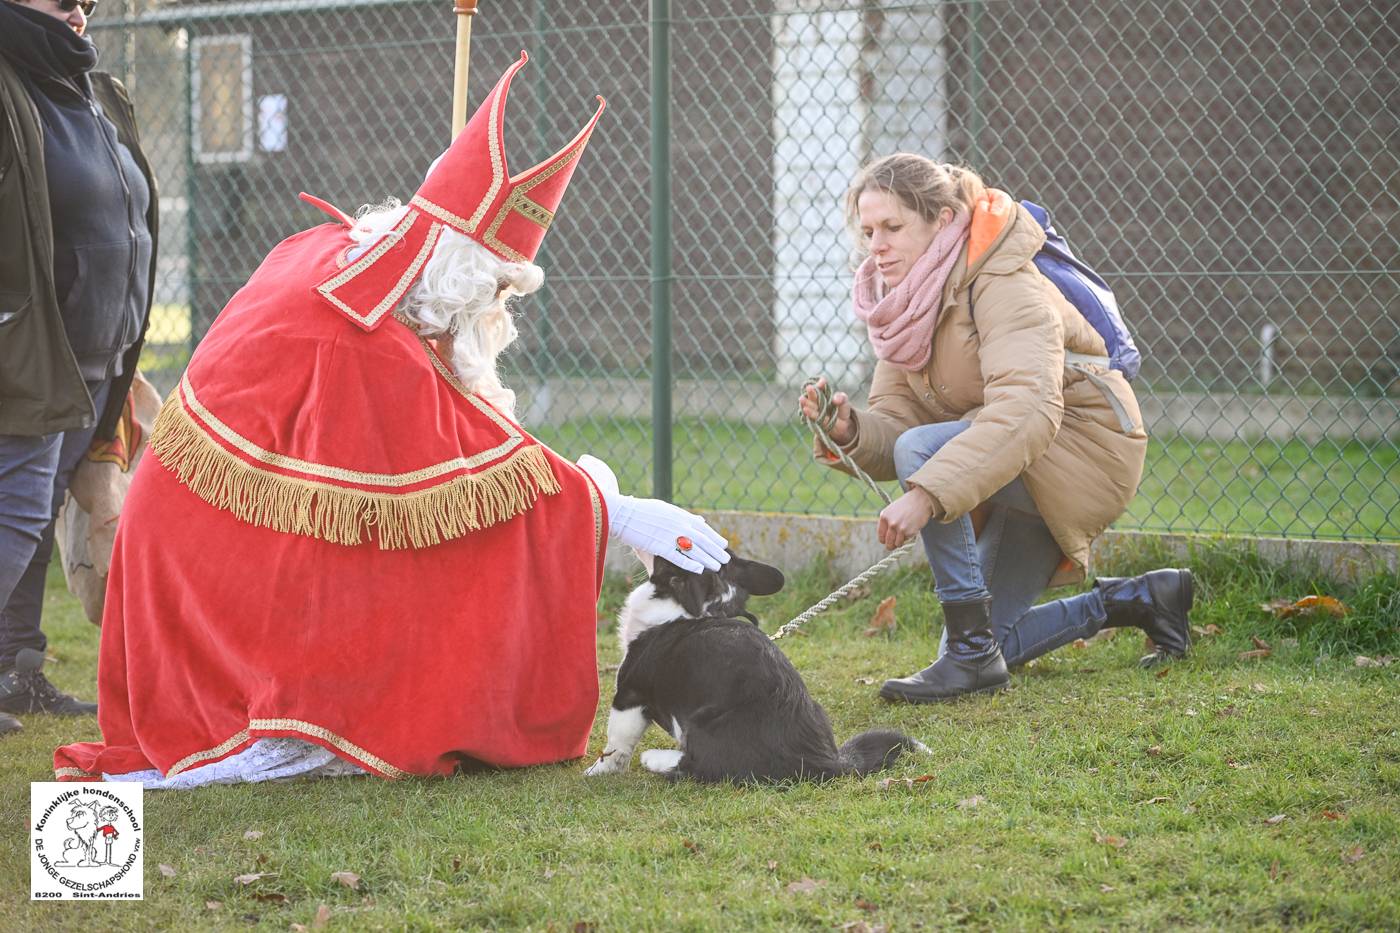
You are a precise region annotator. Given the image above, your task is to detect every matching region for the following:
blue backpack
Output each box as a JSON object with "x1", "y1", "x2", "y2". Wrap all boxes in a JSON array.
[{"x1": 975, "y1": 200, "x2": 1141, "y2": 381}]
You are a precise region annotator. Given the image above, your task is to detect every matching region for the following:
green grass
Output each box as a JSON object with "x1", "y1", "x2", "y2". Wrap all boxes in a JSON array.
[
  {"x1": 527, "y1": 417, "x2": 1400, "y2": 541},
  {"x1": 1, "y1": 542, "x2": 1397, "y2": 929}
]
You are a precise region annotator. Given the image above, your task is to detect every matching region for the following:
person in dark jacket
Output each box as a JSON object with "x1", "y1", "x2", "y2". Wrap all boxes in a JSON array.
[{"x1": 0, "y1": 0, "x2": 159, "y2": 735}]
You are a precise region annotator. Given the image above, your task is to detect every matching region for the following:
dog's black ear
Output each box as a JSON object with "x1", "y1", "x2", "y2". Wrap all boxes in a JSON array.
[{"x1": 726, "y1": 557, "x2": 785, "y2": 596}]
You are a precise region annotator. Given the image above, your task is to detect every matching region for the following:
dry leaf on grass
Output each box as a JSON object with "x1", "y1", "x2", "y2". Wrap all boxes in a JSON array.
[
  {"x1": 854, "y1": 676, "x2": 876, "y2": 685},
  {"x1": 682, "y1": 839, "x2": 700, "y2": 853},
  {"x1": 1191, "y1": 623, "x2": 1223, "y2": 638},
  {"x1": 1071, "y1": 638, "x2": 1089, "y2": 649},
  {"x1": 1154, "y1": 666, "x2": 1171, "y2": 678},
  {"x1": 863, "y1": 597, "x2": 898, "y2": 637},
  {"x1": 879, "y1": 775, "x2": 934, "y2": 789},
  {"x1": 1261, "y1": 595, "x2": 1350, "y2": 618},
  {"x1": 157, "y1": 863, "x2": 176, "y2": 878},
  {"x1": 313, "y1": 904, "x2": 332, "y2": 929},
  {"x1": 1252, "y1": 635, "x2": 1272, "y2": 650},
  {"x1": 1321, "y1": 809, "x2": 1346, "y2": 820},
  {"x1": 1355, "y1": 655, "x2": 1396, "y2": 668},
  {"x1": 866, "y1": 842, "x2": 883, "y2": 851},
  {"x1": 1342, "y1": 845, "x2": 1366, "y2": 865},
  {"x1": 205, "y1": 901, "x2": 222, "y2": 911},
  {"x1": 1146, "y1": 745, "x2": 1163, "y2": 757},
  {"x1": 1099, "y1": 883, "x2": 1115, "y2": 893},
  {"x1": 1251, "y1": 682, "x2": 1269, "y2": 693},
  {"x1": 1262, "y1": 814, "x2": 1286, "y2": 825},
  {"x1": 572, "y1": 923, "x2": 597, "y2": 933},
  {"x1": 243, "y1": 830, "x2": 263, "y2": 841},
  {"x1": 766, "y1": 860, "x2": 778, "y2": 872},
  {"x1": 786, "y1": 877, "x2": 826, "y2": 894},
  {"x1": 1238, "y1": 648, "x2": 1271, "y2": 661},
  {"x1": 1143, "y1": 796, "x2": 1171, "y2": 805},
  {"x1": 233, "y1": 872, "x2": 274, "y2": 886},
  {"x1": 330, "y1": 870, "x2": 361, "y2": 890},
  {"x1": 854, "y1": 896, "x2": 879, "y2": 912},
  {"x1": 1093, "y1": 832, "x2": 1127, "y2": 848}
]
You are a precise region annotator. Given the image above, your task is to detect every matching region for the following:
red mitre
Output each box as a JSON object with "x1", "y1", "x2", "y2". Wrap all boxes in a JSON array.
[{"x1": 312, "y1": 51, "x2": 605, "y2": 332}]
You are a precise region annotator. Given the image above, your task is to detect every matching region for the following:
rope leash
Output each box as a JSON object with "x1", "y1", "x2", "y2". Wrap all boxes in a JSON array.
[{"x1": 771, "y1": 379, "x2": 915, "y2": 641}]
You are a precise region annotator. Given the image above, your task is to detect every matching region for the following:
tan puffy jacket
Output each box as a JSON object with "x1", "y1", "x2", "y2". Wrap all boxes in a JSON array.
[{"x1": 820, "y1": 190, "x2": 1147, "y2": 587}]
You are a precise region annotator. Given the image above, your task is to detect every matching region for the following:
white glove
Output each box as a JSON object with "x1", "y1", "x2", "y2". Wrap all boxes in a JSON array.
[{"x1": 576, "y1": 455, "x2": 729, "y2": 574}]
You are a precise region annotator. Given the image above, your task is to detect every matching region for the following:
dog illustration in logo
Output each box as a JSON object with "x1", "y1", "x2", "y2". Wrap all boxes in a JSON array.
[{"x1": 53, "y1": 801, "x2": 103, "y2": 867}]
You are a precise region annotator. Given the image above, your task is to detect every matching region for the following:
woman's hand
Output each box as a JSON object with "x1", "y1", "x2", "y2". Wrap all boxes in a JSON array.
[
  {"x1": 797, "y1": 377, "x2": 855, "y2": 447},
  {"x1": 877, "y1": 487, "x2": 936, "y2": 550}
]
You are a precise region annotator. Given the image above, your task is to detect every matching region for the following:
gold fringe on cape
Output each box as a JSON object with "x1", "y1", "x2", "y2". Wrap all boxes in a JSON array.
[{"x1": 149, "y1": 396, "x2": 560, "y2": 550}]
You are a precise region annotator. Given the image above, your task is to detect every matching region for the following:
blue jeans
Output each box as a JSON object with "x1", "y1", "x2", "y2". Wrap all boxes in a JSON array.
[
  {"x1": 892, "y1": 421, "x2": 1106, "y2": 667},
  {"x1": 0, "y1": 381, "x2": 111, "y2": 669}
]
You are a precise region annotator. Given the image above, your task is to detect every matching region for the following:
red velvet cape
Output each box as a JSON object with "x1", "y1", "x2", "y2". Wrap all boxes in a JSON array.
[{"x1": 55, "y1": 223, "x2": 607, "y2": 780}]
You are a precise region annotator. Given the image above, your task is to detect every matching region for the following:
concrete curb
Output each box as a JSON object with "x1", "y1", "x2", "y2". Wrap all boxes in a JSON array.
[{"x1": 603, "y1": 510, "x2": 1400, "y2": 585}]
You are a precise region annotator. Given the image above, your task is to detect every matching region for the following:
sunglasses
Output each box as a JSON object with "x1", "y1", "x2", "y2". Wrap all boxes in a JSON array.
[{"x1": 58, "y1": 0, "x2": 98, "y2": 16}]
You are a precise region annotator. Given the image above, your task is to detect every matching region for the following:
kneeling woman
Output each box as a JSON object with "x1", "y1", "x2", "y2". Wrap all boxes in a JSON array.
[{"x1": 800, "y1": 154, "x2": 1192, "y2": 702}]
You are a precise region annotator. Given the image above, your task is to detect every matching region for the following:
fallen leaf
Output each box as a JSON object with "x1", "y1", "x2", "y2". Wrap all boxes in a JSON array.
[
  {"x1": 1154, "y1": 666, "x2": 1170, "y2": 679},
  {"x1": 1192, "y1": 623, "x2": 1223, "y2": 638},
  {"x1": 1087, "y1": 767, "x2": 1100, "y2": 774},
  {"x1": 1355, "y1": 655, "x2": 1396, "y2": 668},
  {"x1": 1099, "y1": 883, "x2": 1115, "y2": 893},
  {"x1": 855, "y1": 896, "x2": 879, "y2": 912},
  {"x1": 879, "y1": 777, "x2": 911, "y2": 790},
  {"x1": 1252, "y1": 635, "x2": 1272, "y2": 651},
  {"x1": 911, "y1": 774, "x2": 935, "y2": 783},
  {"x1": 1238, "y1": 648, "x2": 1272, "y2": 660},
  {"x1": 1322, "y1": 809, "x2": 1345, "y2": 821},
  {"x1": 854, "y1": 676, "x2": 876, "y2": 685},
  {"x1": 451, "y1": 857, "x2": 462, "y2": 872},
  {"x1": 866, "y1": 842, "x2": 883, "y2": 851},
  {"x1": 1269, "y1": 860, "x2": 1280, "y2": 881},
  {"x1": 786, "y1": 877, "x2": 826, "y2": 894},
  {"x1": 158, "y1": 863, "x2": 177, "y2": 878},
  {"x1": 330, "y1": 871, "x2": 361, "y2": 890},
  {"x1": 957, "y1": 795, "x2": 986, "y2": 809},
  {"x1": 205, "y1": 901, "x2": 222, "y2": 911},
  {"x1": 1072, "y1": 638, "x2": 1089, "y2": 649},
  {"x1": 243, "y1": 830, "x2": 263, "y2": 841},
  {"x1": 1217, "y1": 705, "x2": 1239, "y2": 718},
  {"x1": 682, "y1": 839, "x2": 700, "y2": 853},
  {"x1": 233, "y1": 872, "x2": 274, "y2": 886},
  {"x1": 1143, "y1": 796, "x2": 1171, "y2": 805},
  {"x1": 1227, "y1": 759, "x2": 1250, "y2": 769},
  {"x1": 313, "y1": 904, "x2": 332, "y2": 929},
  {"x1": 1146, "y1": 745, "x2": 1163, "y2": 757},
  {"x1": 863, "y1": 597, "x2": 897, "y2": 637},
  {"x1": 766, "y1": 860, "x2": 779, "y2": 871},
  {"x1": 1251, "y1": 683, "x2": 1268, "y2": 693},
  {"x1": 1263, "y1": 595, "x2": 1350, "y2": 618},
  {"x1": 1262, "y1": 814, "x2": 1286, "y2": 825},
  {"x1": 843, "y1": 583, "x2": 872, "y2": 602},
  {"x1": 1342, "y1": 845, "x2": 1366, "y2": 865},
  {"x1": 292, "y1": 925, "x2": 307, "y2": 932},
  {"x1": 256, "y1": 854, "x2": 269, "y2": 867},
  {"x1": 572, "y1": 923, "x2": 597, "y2": 933},
  {"x1": 1093, "y1": 832, "x2": 1127, "y2": 848}
]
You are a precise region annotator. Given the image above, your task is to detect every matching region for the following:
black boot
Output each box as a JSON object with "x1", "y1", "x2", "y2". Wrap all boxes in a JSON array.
[
  {"x1": 1093, "y1": 569, "x2": 1194, "y2": 667},
  {"x1": 880, "y1": 599, "x2": 1010, "y2": 703},
  {"x1": 0, "y1": 711, "x2": 19, "y2": 737},
  {"x1": 0, "y1": 649, "x2": 97, "y2": 716}
]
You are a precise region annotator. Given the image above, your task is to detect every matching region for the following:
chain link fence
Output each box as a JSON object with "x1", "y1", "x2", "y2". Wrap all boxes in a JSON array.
[{"x1": 89, "y1": 0, "x2": 1398, "y2": 541}]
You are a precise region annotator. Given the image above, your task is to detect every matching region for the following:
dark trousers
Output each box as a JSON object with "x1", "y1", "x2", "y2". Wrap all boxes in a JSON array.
[{"x1": 0, "y1": 380, "x2": 111, "y2": 669}]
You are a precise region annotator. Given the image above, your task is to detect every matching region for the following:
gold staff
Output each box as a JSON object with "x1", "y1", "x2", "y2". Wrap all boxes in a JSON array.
[{"x1": 451, "y1": 0, "x2": 481, "y2": 138}]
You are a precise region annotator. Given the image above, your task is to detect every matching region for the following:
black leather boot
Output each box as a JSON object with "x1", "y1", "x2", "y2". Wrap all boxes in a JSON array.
[
  {"x1": 0, "y1": 649, "x2": 97, "y2": 716},
  {"x1": 880, "y1": 599, "x2": 1010, "y2": 703},
  {"x1": 1093, "y1": 569, "x2": 1194, "y2": 667}
]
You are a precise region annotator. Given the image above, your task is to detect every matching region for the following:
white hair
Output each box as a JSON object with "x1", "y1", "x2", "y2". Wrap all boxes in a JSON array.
[{"x1": 348, "y1": 200, "x2": 543, "y2": 416}]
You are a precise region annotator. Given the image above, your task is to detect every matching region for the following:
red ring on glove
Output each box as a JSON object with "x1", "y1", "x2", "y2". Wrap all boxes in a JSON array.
[{"x1": 676, "y1": 536, "x2": 693, "y2": 552}]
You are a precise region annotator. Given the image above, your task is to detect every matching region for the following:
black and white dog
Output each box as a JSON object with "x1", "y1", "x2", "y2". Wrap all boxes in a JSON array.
[{"x1": 584, "y1": 550, "x2": 925, "y2": 783}]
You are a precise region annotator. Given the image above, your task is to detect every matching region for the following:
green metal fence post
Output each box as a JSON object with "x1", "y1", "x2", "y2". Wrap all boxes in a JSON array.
[{"x1": 649, "y1": 0, "x2": 673, "y2": 501}]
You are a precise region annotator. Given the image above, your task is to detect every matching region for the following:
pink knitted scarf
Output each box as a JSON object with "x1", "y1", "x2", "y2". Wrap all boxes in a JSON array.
[{"x1": 852, "y1": 210, "x2": 971, "y2": 371}]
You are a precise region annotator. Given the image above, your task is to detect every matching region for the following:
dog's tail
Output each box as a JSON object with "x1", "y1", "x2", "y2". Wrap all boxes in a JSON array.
[{"x1": 837, "y1": 729, "x2": 928, "y2": 777}]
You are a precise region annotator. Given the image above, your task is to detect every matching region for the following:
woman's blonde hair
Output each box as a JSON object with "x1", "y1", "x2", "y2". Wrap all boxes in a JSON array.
[{"x1": 844, "y1": 153, "x2": 987, "y2": 245}]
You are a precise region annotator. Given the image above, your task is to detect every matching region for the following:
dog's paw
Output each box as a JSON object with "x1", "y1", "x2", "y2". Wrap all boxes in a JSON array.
[
  {"x1": 584, "y1": 753, "x2": 627, "y2": 776},
  {"x1": 640, "y1": 749, "x2": 683, "y2": 774}
]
